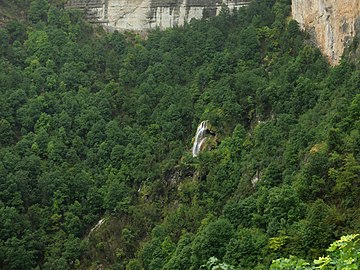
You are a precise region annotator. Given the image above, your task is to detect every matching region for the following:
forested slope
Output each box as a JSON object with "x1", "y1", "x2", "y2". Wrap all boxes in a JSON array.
[{"x1": 0, "y1": 0, "x2": 359, "y2": 269}]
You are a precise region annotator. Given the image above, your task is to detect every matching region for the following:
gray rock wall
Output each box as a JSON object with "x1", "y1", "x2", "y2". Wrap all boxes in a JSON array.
[{"x1": 66, "y1": 0, "x2": 250, "y2": 30}]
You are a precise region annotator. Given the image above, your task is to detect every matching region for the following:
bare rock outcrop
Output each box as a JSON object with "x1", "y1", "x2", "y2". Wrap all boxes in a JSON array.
[
  {"x1": 292, "y1": 0, "x2": 360, "y2": 65},
  {"x1": 66, "y1": 0, "x2": 249, "y2": 31}
]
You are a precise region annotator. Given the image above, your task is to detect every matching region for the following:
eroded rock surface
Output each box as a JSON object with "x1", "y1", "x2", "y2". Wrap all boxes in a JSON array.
[
  {"x1": 66, "y1": 0, "x2": 249, "y2": 31},
  {"x1": 292, "y1": 0, "x2": 360, "y2": 65}
]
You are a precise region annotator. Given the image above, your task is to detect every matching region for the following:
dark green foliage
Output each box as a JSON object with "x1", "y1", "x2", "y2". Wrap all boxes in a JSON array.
[
  {"x1": 0, "y1": 119, "x2": 15, "y2": 146},
  {"x1": 28, "y1": 0, "x2": 49, "y2": 23},
  {"x1": 0, "y1": 1, "x2": 359, "y2": 269},
  {"x1": 191, "y1": 218, "x2": 234, "y2": 269}
]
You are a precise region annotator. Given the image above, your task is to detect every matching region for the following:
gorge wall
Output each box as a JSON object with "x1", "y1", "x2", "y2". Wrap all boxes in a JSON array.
[
  {"x1": 65, "y1": 0, "x2": 249, "y2": 31},
  {"x1": 292, "y1": 0, "x2": 360, "y2": 65},
  {"x1": 66, "y1": 1, "x2": 360, "y2": 65}
]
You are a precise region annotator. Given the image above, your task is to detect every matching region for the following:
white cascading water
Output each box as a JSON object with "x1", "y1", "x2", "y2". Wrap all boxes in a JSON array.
[
  {"x1": 192, "y1": 120, "x2": 208, "y2": 157},
  {"x1": 89, "y1": 218, "x2": 105, "y2": 235}
]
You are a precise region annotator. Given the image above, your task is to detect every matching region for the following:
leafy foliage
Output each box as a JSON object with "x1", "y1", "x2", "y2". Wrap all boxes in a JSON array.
[
  {"x1": 0, "y1": 0, "x2": 359, "y2": 269},
  {"x1": 270, "y1": 234, "x2": 360, "y2": 269}
]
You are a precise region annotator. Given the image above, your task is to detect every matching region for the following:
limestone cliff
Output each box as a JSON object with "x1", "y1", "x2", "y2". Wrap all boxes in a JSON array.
[
  {"x1": 292, "y1": 0, "x2": 360, "y2": 65},
  {"x1": 66, "y1": 0, "x2": 249, "y2": 31}
]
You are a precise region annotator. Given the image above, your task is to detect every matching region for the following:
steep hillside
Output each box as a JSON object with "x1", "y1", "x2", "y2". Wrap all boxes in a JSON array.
[
  {"x1": 0, "y1": 1, "x2": 29, "y2": 26},
  {"x1": 0, "y1": 0, "x2": 359, "y2": 270}
]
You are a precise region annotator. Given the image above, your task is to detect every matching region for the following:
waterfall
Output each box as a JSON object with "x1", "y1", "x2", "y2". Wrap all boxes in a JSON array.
[
  {"x1": 192, "y1": 120, "x2": 208, "y2": 157},
  {"x1": 89, "y1": 218, "x2": 105, "y2": 235}
]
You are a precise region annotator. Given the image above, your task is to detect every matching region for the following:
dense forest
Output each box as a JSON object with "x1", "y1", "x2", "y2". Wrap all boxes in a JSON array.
[{"x1": 0, "y1": 0, "x2": 360, "y2": 269}]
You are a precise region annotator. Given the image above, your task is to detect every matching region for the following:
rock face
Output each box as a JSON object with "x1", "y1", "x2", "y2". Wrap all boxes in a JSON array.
[
  {"x1": 66, "y1": 0, "x2": 249, "y2": 31},
  {"x1": 292, "y1": 0, "x2": 360, "y2": 65}
]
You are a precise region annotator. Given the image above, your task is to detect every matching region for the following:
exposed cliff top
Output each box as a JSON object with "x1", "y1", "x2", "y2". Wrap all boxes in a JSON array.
[
  {"x1": 150, "y1": 0, "x2": 247, "y2": 7},
  {"x1": 65, "y1": 0, "x2": 250, "y2": 31}
]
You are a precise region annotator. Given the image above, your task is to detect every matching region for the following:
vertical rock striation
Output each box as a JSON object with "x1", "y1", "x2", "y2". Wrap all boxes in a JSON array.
[
  {"x1": 66, "y1": 0, "x2": 108, "y2": 23},
  {"x1": 66, "y1": 0, "x2": 250, "y2": 31},
  {"x1": 292, "y1": 0, "x2": 360, "y2": 65}
]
